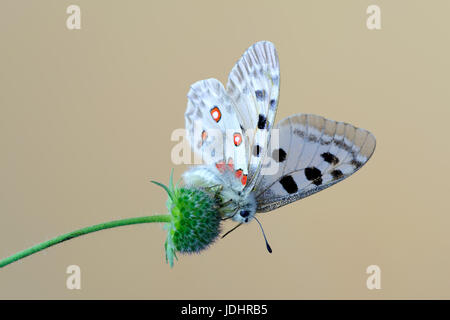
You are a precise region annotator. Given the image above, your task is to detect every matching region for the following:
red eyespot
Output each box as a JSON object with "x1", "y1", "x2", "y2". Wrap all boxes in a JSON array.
[
  {"x1": 235, "y1": 169, "x2": 243, "y2": 179},
  {"x1": 210, "y1": 106, "x2": 221, "y2": 122},
  {"x1": 233, "y1": 133, "x2": 242, "y2": 146},
  {"x1": 216, "y1": 161, "x2": 226, "y2": 173},
  {"x1": 241, "y1": 174, "x2": 248, "y2": 185}
]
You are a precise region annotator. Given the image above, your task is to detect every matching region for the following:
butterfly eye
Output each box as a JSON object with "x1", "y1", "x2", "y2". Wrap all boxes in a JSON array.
[{"x1": 240, "y1": 210, "x2": 250, "y2": 218}]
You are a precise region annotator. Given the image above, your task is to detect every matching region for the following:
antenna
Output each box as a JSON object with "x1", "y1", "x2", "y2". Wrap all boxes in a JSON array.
[
  {"x1": 221, "y1": 209, "x2": 238, "y2": 221},
  {"x1": 254, "y1": 217, "x2": 272, "y2": 253},
  {"x1": 221, "y1": 223, "x2": 243, "y2": 239}
]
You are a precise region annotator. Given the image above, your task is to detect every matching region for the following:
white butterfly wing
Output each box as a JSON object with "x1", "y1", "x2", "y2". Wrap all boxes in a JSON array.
[
  {"x1": 226, "y1": 41, "x2": 280, "y2": 189},
  {"x1": 255, "y1": 114, "x2": 376, "y2": 212},
  {"x1": 185, "y1": 78, "x2": 248, "y2": 179}
]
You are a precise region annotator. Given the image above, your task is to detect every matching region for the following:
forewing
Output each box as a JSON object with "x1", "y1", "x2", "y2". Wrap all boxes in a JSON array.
[
  {"x1": 226, "y1": 41, "x2": 280, "y2": 189},
  {"x1": 255, "y1": 114, "x2": 376, "y2": 212},
  {"x1": 185, "y1": 78, "x2": 248, "y2": 177}
]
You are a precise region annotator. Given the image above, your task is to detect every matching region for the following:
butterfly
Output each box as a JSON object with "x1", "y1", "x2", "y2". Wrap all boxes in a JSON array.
[{"x1": 183, "y1": 41, "x2": 376, "y2": 250}]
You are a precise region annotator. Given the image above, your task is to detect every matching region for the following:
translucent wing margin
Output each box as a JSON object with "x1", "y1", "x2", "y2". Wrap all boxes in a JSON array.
[
  {"x1": 226, "y1": 41, "x2": 280, "y2": 190},
  {"x1": 255, "y1": 114, "x2": 376, "y2": 212}
]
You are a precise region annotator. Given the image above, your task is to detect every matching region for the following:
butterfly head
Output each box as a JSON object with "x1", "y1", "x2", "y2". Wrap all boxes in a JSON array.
[
  {"x1": 233, "y1": 194, "x2": 257, "y2": 224},
  {"x1": 215, "y1": 174, "x2": 257, "y2": 223}
]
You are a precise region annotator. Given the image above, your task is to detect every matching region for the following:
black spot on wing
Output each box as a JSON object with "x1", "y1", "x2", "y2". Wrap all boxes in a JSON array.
[
  {"x1": 272, "y1": 148, "x2": 287, "y2": 162},
  {"x1": 351, "y1": 159, "x2": 363, "y2": 168},
  {"x1": 321, "y1": 152, "x2": 339, "y2": 165},
  {"x1": 253, "y1": 145, "x2": 261, "y2": 157},
  {"x1": 270, "y1": 99, "x2": 277, "y2": 108},
  {"x1": 279, "y1": 175, "x2": 298, "y2": 194},
  {"x1": 255, "y1": 90, "x2": 266, "y2": 101},
  {"x1": 307, "y1": 135, "x2": 318, "y2": 143},
  {"x1": 333, "y1": 138, "x2": 353, "y2": 153},
  {"x1": 304, "y1": 167, "x2": 321, "y2": 180},
  {"x1": 331, "y1": 169, "x2": 343, "y2": 180},
  {"x1": 305, "y1": 167, "x2": 323, "y2": 186},
  {"x1": 258, "y1": 114, "x2": 267, "y2": 129},
  {"x1": 293, "y1": 128, "x2": 305, "y2": 138}
]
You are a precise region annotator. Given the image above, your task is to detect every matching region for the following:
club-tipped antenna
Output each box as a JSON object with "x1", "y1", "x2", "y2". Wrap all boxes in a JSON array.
[
  {"x1": 221, "y1": 223, "x2": 242, "y2": 239},
  {"x1": 254, "y1": 216, "x2": 272, "y2": 253}
]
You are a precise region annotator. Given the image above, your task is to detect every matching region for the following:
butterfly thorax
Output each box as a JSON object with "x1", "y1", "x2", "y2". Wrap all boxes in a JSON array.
[{"x1": 182, "y1": 165, "x2": 257, "y2": 224}]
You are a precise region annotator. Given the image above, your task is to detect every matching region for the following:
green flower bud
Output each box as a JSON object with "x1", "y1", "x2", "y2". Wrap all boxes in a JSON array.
[{"x1": 152, "y1": 171, "x2": 221, "y2": 267}]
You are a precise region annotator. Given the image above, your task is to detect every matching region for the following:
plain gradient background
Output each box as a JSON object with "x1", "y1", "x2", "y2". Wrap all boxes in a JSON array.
[{"x1": 1, "y1": 0, "x2": 449, "y2": 299}]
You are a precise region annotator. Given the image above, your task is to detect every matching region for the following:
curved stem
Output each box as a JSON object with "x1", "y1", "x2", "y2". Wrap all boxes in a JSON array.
[{"x1": 0, "y1": 214, "x2": 172, "y2": 268}]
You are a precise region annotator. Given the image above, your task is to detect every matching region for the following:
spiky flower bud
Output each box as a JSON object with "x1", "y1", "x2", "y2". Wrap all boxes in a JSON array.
[{"x1": 152, "y1": 172, "x2": 221, "y2": 267}]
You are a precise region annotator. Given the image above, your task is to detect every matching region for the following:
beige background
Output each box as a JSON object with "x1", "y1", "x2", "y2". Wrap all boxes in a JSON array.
[{"x1": 0, "y1": 0, "x2": 449, "y2": 299}]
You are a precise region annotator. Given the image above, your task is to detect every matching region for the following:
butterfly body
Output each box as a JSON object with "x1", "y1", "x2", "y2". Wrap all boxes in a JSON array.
[
  {"x1": 183, "y1": 41, "x2": 376, "y2": 245},
  {"x1": 183, "y1": 164, "x2": 257, "y2": 224}
]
